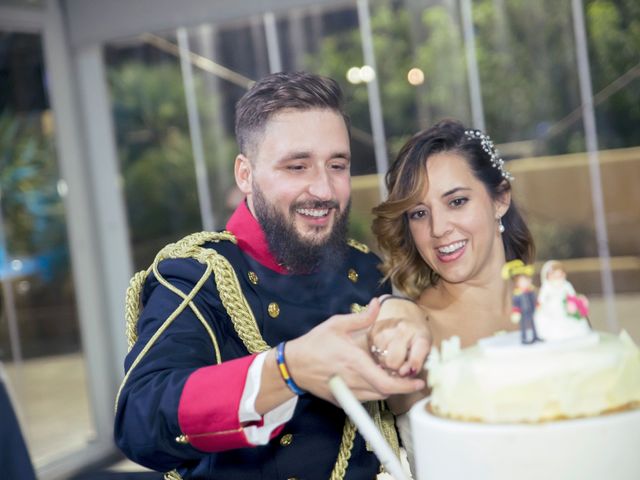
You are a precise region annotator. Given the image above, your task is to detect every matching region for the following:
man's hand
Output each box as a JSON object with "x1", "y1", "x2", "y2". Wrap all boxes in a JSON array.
[
  {"x1": 284, "y1": 299, "x2": 425, "y2": 404},
  {"x1": 368, "y1": 296, "x2": 432, "y2": 378}
]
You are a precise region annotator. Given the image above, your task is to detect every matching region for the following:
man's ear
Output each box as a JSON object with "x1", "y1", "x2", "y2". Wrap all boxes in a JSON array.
[
  {"x1": 235, "y1": 154, "x2": 253, "y2": 195},
  {"x1": 495, "y1": 180, "x2": 512, "y2": 219}
]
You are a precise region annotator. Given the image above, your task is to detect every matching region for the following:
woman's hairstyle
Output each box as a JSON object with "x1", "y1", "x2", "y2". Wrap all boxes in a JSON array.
[
  {"x1": 235, "y1": 71, "x2": 350, "y2": 158},
  {"x1": 372, "y1": 119, "x2": 535, "y2": 298}
]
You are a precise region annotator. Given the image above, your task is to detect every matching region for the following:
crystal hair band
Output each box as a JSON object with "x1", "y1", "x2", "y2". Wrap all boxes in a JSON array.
[{"x1": 464, "y1": 129, "x2": 514, "y2": 181}]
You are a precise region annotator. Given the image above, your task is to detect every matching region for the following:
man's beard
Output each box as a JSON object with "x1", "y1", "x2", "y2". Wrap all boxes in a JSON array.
[{"x1": 253, "y1": 185, "x2": 350, "y2": 274}]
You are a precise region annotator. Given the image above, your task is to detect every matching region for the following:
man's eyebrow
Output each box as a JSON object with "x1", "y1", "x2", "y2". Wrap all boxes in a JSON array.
[
  {"x1": 442, "y1": 186, "x2": 471, "y2": 197},
  {"x1": 278, "y1": 151, "x2": 312, "y2": 162},
  {"x1": 278, "y1": 151, "x2": 351, "y2": 162},
  {"x1": 332, "y1": 151, "x2": 351, "y2": 160}
]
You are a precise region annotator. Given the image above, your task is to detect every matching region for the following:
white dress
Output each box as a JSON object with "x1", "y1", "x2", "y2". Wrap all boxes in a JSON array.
[{"x1": 534, "y1": 279, "x2": 590, "y2": 340}]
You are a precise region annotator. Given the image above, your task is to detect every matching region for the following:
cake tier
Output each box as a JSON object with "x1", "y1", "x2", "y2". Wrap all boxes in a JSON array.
[
  {"x1": 426, "y1": 331, "x2": 640, "y2": 423},
  {"x1": 409, "y1": 397, "x2": 640, "y2": 480}
]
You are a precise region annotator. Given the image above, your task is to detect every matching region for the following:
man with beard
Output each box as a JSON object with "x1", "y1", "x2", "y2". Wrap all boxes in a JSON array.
[{"x1": 114, "y1": 71, "x2": 429, "y2": 480}]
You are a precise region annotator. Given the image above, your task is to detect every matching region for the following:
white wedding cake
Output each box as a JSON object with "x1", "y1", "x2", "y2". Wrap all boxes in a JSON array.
[{"x1": 409, "y1": 328, "x2": 640, "y2": 480}]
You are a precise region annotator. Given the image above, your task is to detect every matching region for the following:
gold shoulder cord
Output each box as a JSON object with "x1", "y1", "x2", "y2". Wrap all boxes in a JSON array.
[
  {"x1": 116, "y1": 231, "x2": 236, "y2": 412},
  {"x1": 347, "y1": 238, "x2": 370, "y2": 254},
  {"x1": 118, "y1": 232, "x2": 398, "y2": 480}
]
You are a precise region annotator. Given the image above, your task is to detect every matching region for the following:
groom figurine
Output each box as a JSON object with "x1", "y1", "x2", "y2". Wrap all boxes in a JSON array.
[{"x1": 503, "y1": 260, "x2": 541, "y2": 344}]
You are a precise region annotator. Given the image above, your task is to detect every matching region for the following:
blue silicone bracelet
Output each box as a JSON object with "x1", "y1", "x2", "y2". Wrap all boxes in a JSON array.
[{"x1": 276, "y1": 342, "x2": 306, "y2": 396}]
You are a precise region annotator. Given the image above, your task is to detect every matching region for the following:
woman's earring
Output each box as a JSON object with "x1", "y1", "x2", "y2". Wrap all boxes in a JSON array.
[{"x1": 498, "y1": 217, "x2": 505, "y2": 234}]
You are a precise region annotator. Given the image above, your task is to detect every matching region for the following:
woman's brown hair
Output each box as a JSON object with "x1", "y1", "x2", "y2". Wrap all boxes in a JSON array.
[{"x1": 372, "y1": 119, "x2": 534, "y2": 298}]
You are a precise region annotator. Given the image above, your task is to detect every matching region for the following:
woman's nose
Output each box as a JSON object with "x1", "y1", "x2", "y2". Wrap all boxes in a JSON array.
[{"x1": 430, "y1": 210, "x2": 452, "y2": 238}]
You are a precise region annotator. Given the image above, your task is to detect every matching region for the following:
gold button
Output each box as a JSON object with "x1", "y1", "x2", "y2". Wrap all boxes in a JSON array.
[
  {"x1": 280, "y1": 433, "x2": 293, "y2": 446},
  {"x1": 350, "y1": 303, "x2": 365, "y2": 313},
  {"x1": 248, "y1": 271, "x2": 259, "y2": 285},
  {"x1": 348, "y1": 268, "x2": 358, "y2": 283},
  {"x1": 268, "y1": 302, "x2": 280, "y2": 318}
]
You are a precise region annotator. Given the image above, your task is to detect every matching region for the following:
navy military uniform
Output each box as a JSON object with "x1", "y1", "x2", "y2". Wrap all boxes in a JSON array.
[
  {"x1": 114, "y1": 201, "x2": 391, "y2": 479},
  {"x1": 1, "y1": 377, "x2": 37, "y2": 480}
]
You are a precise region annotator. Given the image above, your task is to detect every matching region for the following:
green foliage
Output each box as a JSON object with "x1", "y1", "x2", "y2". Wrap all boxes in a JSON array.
[
  {"x1": 104, "y1": 1, "x2": 640, "y2": 267},
  {"x1": 0, "y1": 111, "x2": 66, "y2": 257},
  {"x1": 415, "y1": 6, "x2": 469, "y2": 125},
  {"x1": 299, "y1": 0, "x2": 640, "y2": 266},
  {"x1": 109, "y1": 61, "x2": 237, "y2": 265},
  {"x1": 305, "y1": 0, "x2": 640, "y2": 154},
  {"x1": 110, "y1": 63, "x2": 201, "y2": 246},
  {"x1": 305, "y1": 1, "x2": 417, "y2": 150},
  {"x1": 586, "y1": 0, "x2": 640, "y2": 149}
]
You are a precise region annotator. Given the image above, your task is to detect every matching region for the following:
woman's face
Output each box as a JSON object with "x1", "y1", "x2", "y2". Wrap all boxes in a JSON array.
[{"x1": 407, "y1": 152, "x2": 510, "y2": 286}]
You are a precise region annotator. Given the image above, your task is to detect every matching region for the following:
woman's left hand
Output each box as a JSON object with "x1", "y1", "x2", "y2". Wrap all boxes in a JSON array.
[{"x1": 368, "y1": 296, "x2": 432, "y2": 377}]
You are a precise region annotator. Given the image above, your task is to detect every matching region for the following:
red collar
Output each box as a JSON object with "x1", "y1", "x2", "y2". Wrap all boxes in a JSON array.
[{"x1": 225, "y1": 200, "x2": 287, "y2": 274}]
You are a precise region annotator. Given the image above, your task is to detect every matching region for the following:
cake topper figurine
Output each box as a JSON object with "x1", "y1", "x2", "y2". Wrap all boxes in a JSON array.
[
  {"x1": 534, "y1": 260, "x2": 592, "y2": 340},
  {"x1": 502, "y1": 260, "x2": 541, "y2": 344}
]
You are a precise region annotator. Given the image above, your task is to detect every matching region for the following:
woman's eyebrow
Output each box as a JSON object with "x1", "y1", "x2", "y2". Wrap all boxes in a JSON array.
[{"x1": 442, "y1": 186, "x2": 471, "y2": 198}]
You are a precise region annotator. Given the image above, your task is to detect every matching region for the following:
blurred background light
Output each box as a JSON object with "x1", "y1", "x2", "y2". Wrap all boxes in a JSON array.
[{"x1": 407, "y1": 67, "x2": 425, "y2": 86}]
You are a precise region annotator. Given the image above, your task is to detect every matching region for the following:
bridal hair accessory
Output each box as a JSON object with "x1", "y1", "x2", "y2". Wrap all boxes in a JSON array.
[{"x1": 464, "y1": 129, "x2": 514, "y2": 181}]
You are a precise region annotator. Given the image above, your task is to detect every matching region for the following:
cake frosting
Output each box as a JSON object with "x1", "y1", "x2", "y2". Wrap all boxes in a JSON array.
[
  {"x1": 409, "y1": 330, "x2": 640, "y2": 480},
  {"x1": 426, "y1": 330, "x2": 640, "y2": 423},
  {"x1": 407, "y1": 261, "x2": 640, "y2": 479}
]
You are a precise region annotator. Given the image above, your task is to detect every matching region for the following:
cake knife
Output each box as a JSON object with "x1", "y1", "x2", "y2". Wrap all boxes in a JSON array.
[{"x1": 329, "y1": 375, "x2": 409, "y2": 480}]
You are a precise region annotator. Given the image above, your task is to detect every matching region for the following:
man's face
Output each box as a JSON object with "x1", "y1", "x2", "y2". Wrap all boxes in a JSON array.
[
  {"x1": 236, "y1": 108, "x2": 352, "y2": 272},
  {"x1": 252, "y1": 181, "x2": 351, "y2": 273}
]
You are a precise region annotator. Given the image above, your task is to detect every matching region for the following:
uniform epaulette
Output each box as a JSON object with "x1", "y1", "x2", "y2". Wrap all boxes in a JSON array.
[
  {"x1": 347, "y1": 238, "x2": 370, "y2": 254},
  {"x1": 124, "y1": 230, "x2": 238, "y2": 354},
  {"x1": 119, "y1": 228, "x2": 248, "y2": 414},
  {"x1": 163, "y1": 230, "x2": 236, "y2": 254}
]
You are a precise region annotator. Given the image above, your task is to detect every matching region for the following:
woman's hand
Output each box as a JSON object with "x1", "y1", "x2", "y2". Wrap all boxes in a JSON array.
[{"x1": 368, "y1": 296, "x2": 432, "y2": 378}]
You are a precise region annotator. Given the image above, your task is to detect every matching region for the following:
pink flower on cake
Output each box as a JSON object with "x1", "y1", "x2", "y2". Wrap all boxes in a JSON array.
[{"x1": 565, "y1": 294, "x2": 589, "y2": 319}]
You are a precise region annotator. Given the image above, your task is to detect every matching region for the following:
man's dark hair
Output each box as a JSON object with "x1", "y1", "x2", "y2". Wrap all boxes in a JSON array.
[{"x1": 235, "y1": 71, "x2": 350, "y2": 157}]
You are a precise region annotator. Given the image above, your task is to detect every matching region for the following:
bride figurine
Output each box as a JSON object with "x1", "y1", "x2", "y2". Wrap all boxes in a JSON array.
[{"x1": 534, "y1": 260, "x2": 591, "y2": 341}]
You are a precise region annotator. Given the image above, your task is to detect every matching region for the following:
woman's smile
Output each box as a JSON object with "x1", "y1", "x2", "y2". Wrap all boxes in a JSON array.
[{"x1": 435, "y1": 240, "x2": 467, "y2": 262}]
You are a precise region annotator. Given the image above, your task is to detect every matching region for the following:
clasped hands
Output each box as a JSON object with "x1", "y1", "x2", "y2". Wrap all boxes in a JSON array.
[
  {"x1": 284, "y1": 296, "x2": 432, "y2": 405},
  {"x1": 368, "y1": 295, "x2": 431, "y2": 377}
]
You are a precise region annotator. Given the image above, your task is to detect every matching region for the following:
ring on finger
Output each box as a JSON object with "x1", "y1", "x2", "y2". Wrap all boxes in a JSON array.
[{"x1": 370, "y1": 345, "x2": 388, "y2": 357}]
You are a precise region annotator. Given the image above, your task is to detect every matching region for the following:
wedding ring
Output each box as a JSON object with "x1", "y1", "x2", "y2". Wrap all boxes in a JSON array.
[{"x1": 370, "y1": 345, "x2": 388, "y2": 357}]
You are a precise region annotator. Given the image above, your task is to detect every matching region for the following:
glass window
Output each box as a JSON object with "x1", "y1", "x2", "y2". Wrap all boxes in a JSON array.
[
  {"x1": 102, "y1": 0, "x2": 638, "y2": 341},
  {"x1": 276, "y1": 3, "x2": 379, "y2": 243},
  {"x1": 0, "y1": 31, "x2": 95, "y2": 468},
  {"x1": 461, "y1": 0, "x2": 638, "y2": 337},
  {"x1": 295, "y1": 0, "x2": 638, "y2": 339},
  {"x1": 106, "y1": 21, "x2": 269, "y2": 269}
]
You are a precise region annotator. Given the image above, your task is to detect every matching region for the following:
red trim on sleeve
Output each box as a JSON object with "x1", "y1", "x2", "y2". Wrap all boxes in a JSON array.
[{"x1": 178, "y1": 355, "x2": 258, "y2": 451}]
